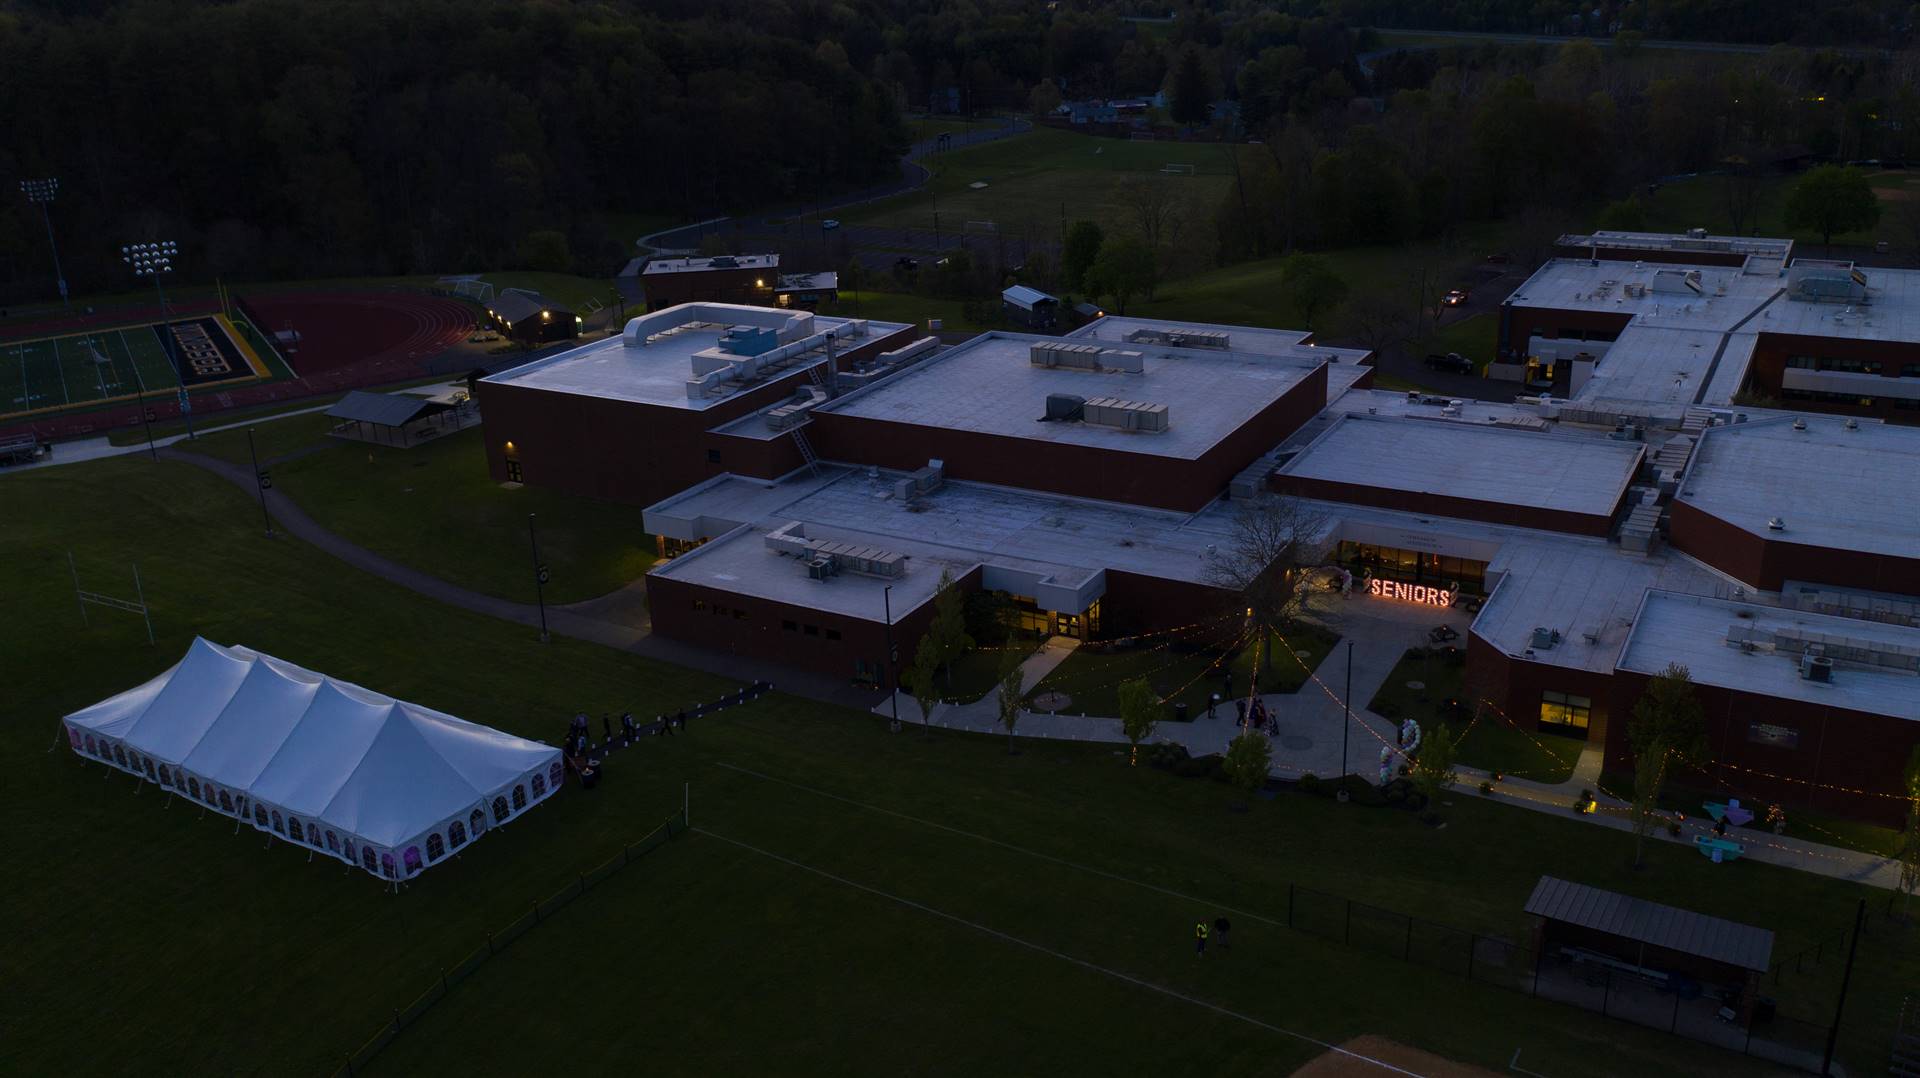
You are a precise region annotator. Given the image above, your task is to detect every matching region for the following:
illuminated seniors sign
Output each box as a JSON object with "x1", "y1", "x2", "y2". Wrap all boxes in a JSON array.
[{"x1": 1367, "y1": 578, "x2": 1453, "y2": 607}]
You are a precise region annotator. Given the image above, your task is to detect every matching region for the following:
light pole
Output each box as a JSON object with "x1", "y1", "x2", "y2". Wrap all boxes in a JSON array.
[
  {"x1": 20, "y1": 178, "x2": 69, "y2": 306},
  {"x1": 883, "y1": 585, "x2": 901, "y2": 732},
  {"x1": 122, "y1": 241, "x2": 194, "y2": 440},
  {"x1": 1341, "y1": 639, "x2": 1355, "y2": 784},
  {"x1": 528, "y1": 513, "x2": 550, "y2": 643},
  {"x1": 245, "y1": 427, "x2": 274, "y2": 538}
]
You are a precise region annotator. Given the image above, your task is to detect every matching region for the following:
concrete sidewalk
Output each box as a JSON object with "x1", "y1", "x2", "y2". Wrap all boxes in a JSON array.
[{"x1": 3, "y1": 403, "x2": 335, "y2": 474}]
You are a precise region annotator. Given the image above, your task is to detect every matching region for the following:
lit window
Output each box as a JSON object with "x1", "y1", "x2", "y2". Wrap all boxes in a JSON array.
[{"x1": 1539, "y1": 691, "x2": 1591, "y2": 731}]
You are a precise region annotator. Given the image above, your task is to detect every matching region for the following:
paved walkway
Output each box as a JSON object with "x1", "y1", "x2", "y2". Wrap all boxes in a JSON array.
[
  {"x1": 4, "y1": 403, "x2": 336, "y2": 474},
  {"x1": 875, "y1": 596, "x2": 1904, "y2": 890},
  {"x1": 161, "y1": 448, "x2": 881, "y2": 710}
]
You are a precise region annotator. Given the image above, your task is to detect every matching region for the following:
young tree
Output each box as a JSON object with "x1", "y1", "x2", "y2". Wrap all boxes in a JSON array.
[
  {"x1": 1409, "y1": 722, "x2": 1459, "y2": 809},
  {"x1": 1168, "y1": 46, "x2": 1212, "y2": 126},
  {"x1": 1116, "y1": 174, "x2": 1184, "y2": 260},
  {"x1": 996, "y1": 652, "x2": 1025, "y2": 755},
  {"x1": 1027, "y1": 78, "x2": 1063, "y2": 118},
  {"x1": 1224, "y1": 729, "x2": 1273, "y2": 803},
  {"x1": 1118, "y1": 677, "x2": 1158, "y2": 765},
  {"x1": 1278, "y1": 254, "x2": 1348, "y2": 330},
  {"x1": 1204, "y1": 496, "x2": 1326, "y2": 674},
  {"x1": 1060, "y1": 220, "x2": 1104, "y2": 291},
  {"x1": 928, "y1": 570, "x2": 973, "y2": 692},
  {"x1": 908, "y1": 637, "x2": 942, "y2": 738},
  {"x1": 1627, "y1": 663, "x2": 1709, "y2": 869},
  {"x1": 1084, "y1": 236, "x2": 1157, "y2": 313},
  {"x1": 1784, "y1": 164, "x2": 1882, "y2": 251}
]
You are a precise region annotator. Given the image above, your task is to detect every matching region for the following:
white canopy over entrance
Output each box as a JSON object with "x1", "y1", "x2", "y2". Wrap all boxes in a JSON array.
[{"x1": 64, "y1": 638, "x2": 562, "y2": 880}]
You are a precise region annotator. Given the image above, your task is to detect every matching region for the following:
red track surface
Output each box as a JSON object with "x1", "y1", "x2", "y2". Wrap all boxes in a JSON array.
[{"x1": 2, "y1": 289, "x2": 477, "y2": 443}]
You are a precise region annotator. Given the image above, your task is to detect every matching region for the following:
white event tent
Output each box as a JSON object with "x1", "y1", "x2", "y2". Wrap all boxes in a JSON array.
[{"x1": 63, "y1": 638, "x2": 563, "y2": 880}]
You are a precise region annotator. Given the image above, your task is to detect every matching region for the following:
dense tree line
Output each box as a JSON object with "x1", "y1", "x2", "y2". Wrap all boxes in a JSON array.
[{"x1": 0, "y1": 0, "x2": 909, "y2": 299}]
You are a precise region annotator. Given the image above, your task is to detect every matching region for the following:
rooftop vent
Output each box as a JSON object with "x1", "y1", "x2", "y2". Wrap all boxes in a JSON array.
[
  {"x1": 1844, "y1": 418, "x2": 1859, "y2": 430},
  {"x1": 1767, "y1": 517, "x2": 1786, "y2": 531},
  {"x1": 1792, "y1": 418, "x2": 1807, "y2": 431},
  {"x1": 1082, "y1": 397, "x2": 1169, "y2": 432},
  {"x1": 1801, "y1": 652, "x2": 1833, "y2": 682}
]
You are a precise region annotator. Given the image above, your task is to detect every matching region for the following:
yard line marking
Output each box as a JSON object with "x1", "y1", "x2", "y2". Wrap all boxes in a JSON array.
[
  {"x1": 715, "y1": 761, "x2": 1285, "y2": 928},
  {"x1": 694, "y1": 826, "x2": 1425, "y2": 1077},
  {"x1": 50, "y1": 336, "x2": 71, "y2": 405}
]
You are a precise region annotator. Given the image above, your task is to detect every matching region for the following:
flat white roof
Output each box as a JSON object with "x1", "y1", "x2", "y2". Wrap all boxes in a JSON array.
[
  {"x1": 481, "y1": 314, "x2": 910, "y2": 411},
  {"x1": 1558, "y1": 230, "x2": 1794, "y2": 261},
  {"x1": 647, "y1": 468, "x2": 1245, "y2": 620},
  {"x1": 1678, "y1": 415, "x2": 1920, "y2": 560},
  {"x1": 1278, "y1": 413, "x2": 1645, "y2": 518},
  {"x1": 1511, "y1": 255, "x2": 1920, "y2": 347},
  {"x1": 1618, "y1": 591, "x2": 1920, "y2": 721},
  {"x1": 643, "y1": 254, "x2": 778, "y2": 275},
  {"x1": 816, "y1": 331, "x2": 1325, "y2": 460},
  {"x1": 1067, "y1": 315, "x2": 1372, "y2": 365}
]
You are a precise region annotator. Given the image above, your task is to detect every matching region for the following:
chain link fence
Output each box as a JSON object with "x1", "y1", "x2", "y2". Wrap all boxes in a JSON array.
[{"x1": 335, "y1": 808, "x2": 687, "y2": 1076}]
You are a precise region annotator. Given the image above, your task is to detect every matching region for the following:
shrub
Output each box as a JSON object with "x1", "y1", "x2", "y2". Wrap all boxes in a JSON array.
[
  {"x1": 1334, "y1": 774, "x2": 1386, "y2": 806},
  {"x1": 1146, "y1": 742, "x2": 1191, "y2": 771},
  {"x1": 1298, "y1": 773, "x2": 1321, "y2": 794},
  {"x1": 1417, "y1": 808, "x2": 1442, "y2": 825}
]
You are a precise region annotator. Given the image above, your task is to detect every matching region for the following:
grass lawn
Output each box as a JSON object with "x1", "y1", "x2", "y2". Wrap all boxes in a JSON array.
[
  {"x1": 1030, "y1": 625, "x2": 1339, "y2": 719},
  {"x1": 1636, "y1": 172, "x2": 1896, "y2": 250},
  {"x1": 1367, "y1": 648, "x2": 1582, "y2": 783},
  {"x1": 1415, "y1": 311, "x2": 1499, "y2": 371},
  {"x1": 844, "y1": 127, "x2": 1234, "y2": 257},
  {"x1": 1598, "y1": 769, "x2": 1908, "y2": 860},
  {"x1": 178, "y1": 421, "x2": 655, "y2": 604},
  {"x1": 3, "y1": 455, "x2": 1912, "y2": 1076},
  {"x1": 816, "y1": 289, "x2": 994, "y2": 334},
  {"x1": 931, "y1": 643, "x2": 1032, "y2": 704}
]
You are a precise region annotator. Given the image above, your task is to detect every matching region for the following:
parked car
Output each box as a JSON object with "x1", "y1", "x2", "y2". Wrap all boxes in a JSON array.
[
  {"x1": 821, "y1": 219, "x2": 840, "y2": 230},
  {"x1": 1484, "y1": 252, "x2": 1510, "y2": 265},
  {"x1": 1441, "y1": 288, "x2": 1470, "y2": 307},
  {"x1": 894, "y1": 256, "x2": 920, "y2": 274},
  {"x1": 1424, "y1": 352, "x2": 1474, "y2": 374}
]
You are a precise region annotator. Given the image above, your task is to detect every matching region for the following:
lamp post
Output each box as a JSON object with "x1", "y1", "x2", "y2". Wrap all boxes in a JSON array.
[
  {"x1": 245, "y1": 427, "x2": 274, "y2": 538},
  {"x1": 20, "y1": 178, "x2": 69, "y2": 306},
  {"x1": 883, "y1": 584, "x2": 901, "y2": 732},
  {"x1": 122, "y1": 241, "x2": 194, "y2": 440},
  {"x1": 528, "y1": 513, "x2": 549, "y2": 643},
  {"x1": 1341, "y1": 639, "x2": 1355, "y2": 784}
]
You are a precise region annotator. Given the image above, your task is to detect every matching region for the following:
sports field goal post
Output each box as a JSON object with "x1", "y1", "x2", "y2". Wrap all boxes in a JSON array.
[
  {"x1": 1160, "y1": 163, "x2": 1196, "y2": 176},
  {"x1": 448, "y1": 279, "x2": 495, "y2": 304}
]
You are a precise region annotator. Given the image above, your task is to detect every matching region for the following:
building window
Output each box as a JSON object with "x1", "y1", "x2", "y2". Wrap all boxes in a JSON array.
[
  {"x1": 449, "y1": 820, "x2": 468, "y2": 849},
  {"x1": 326, "y1": 830, "x2": 340, "y2": 852},
  {"x1": 1902, "y1": 364, "x2": 1920, "y2": 378},
  {"x1": 782, "y1": 620, "x2": 798, "y2": 632},
  {"x1": 493, "y1": 796, "x2": 510, "y2": 822},
  {"x1": 512, "y1": 784, "x2": 528, "y2": 810},
  {"x1": 504, "y1": 459, "x2": 523, "y2": 483},
  {"x1": 363, "y1": 846, "x2": 379, "y2": 874},
  {"x1": 532, "y1": 772, "x2": 547, "y2": 798},
  {"x1": 1539, "y1": 691, "x2": 1591, "y2": 733},
  {"x1": 804, "y1": 624, "x2": 819, "y2": 636},
  {"x1": 1819, "y1": 357, "x2": 1882, "y2": 374},
  {"x1": 471, "y1": 808, "x2": 487, "y2": 836},
  {"x1": 1786, "y1": 355, "x2": 1818, "y2": 370},
  {"x1": 825, "y1": 628, "x2": 841, "y2": 641},
  {"x1": 187, "y1": 777, "x2": 200, "y2": 799},
  {"x1": 426, "y1": 834, "x2": 446, "y2": 862}
]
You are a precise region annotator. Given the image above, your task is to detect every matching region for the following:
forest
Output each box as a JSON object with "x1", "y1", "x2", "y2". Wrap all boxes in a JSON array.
[{"x1": 3, "y1": 0, "x2": 1920, "y2": 302}]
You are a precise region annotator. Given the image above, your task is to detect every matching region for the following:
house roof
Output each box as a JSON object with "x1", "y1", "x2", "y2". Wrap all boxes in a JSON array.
[
  {"x1": 1524, "y1": 876, "x2": 1775, "y2": 972},
  {"x1": 1002, "y1": 285, "x2": 1057, "y2": 310},
  {"x1": 491, "y1": 290, "x2": 565, "y2": 323},
  {"x1": 325, "y1": 390, "x2": 443, "y2": 428}
]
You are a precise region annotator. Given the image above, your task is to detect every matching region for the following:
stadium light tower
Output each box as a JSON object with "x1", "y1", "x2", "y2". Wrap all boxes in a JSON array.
[
  {"x1": 123, "y1": 240, "x2": 194, "y2": 440},
  {"x1": 19, "y1": 178, "x2": 69, "y2": 307}
]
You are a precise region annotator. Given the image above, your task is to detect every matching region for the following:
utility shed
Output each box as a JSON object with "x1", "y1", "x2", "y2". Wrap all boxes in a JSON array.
[{"x1": 1525, "y1": 876, "x2": 1774, "y2": 1012}]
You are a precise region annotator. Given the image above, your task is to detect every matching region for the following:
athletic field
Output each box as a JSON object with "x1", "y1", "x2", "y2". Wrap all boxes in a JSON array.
[{"x1": 0, "y1": 314, "x2": 270, "y2": 421}]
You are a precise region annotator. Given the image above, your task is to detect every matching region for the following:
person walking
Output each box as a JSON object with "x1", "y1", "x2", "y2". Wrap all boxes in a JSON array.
[
  {"x1": 601, "y1": 713, "x2": 612, "y2": 746},
  {"x1": 1214, "y1": 916, "x2": 1231, "y2": 951},
  {"x1": 1194, "y1": 919, "x2": 1208, "y2": 957},
  {"x1": 659, "y1": 713, "x2": 675, "y2": 738},
  {"x1": 676, "y1": 707, "x2": 688, "y2": 733},
  {"x1": 621, "y1": 711, "x2": 637, "y2": 744}
]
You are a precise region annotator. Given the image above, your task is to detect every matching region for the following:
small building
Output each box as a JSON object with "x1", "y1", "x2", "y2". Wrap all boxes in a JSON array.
[
  {"x1": 640, "y1": 254, "x2": 780, "y2": 310},
  {"x1": 326, "y1": 389, "x2": 478, "y2": 448},
  {"x1": 775, "y1": 272, "x2": 839, "y2": 310},
  {"x1": 1524, "y1": 876, "x2": 1774, "y2": 1018},
  {"x1": 488, "y1": 291, "x2": 580, "y2": 345},
  {"x1": 1001, "y1": 285, "x2": 1059, "y2": 329},
  {"x1": 1071, "y1": 301, "x2": 1106, "y2": 328}
]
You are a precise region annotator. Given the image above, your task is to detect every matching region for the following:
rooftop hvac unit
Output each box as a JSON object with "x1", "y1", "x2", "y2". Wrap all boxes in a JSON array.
[
  {"x1": 807, "y1": 556, "x2": 838, "y2": 581},
  {"x1": 1800, "y1": 652, "x2": 1833, "y2": 682},
  {"x1": 710, "y1": 256, "x2": 738, "y2": 268},
  {"x1": 1530, "y1": 627, "x2": 1559, "y2": 650},
  {"x1": 1044, "y1": 393, "x2": 1086, "y2": 421},
  {"x1": 1687, "y1": 227, "x2": 1709, "y2": 240}
]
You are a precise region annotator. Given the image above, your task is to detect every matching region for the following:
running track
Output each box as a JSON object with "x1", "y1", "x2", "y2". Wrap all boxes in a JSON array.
[{"x1": 1, "y1": 290, "x2": 474, "y2": 443}]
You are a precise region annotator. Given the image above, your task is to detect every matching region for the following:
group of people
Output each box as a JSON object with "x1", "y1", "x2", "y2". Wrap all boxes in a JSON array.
[
  {"x1": 1236, "y1": 696, "x2": 1277, "y2": 736},
  {"x1": 560, "y1": 707, "x2": 695, "y2": 789},
  {"x1": 1194, "y1": 916, "x2": 1232, "y2": 956}
]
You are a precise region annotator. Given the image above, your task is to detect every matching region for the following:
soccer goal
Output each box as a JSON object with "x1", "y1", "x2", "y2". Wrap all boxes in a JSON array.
[
  {"x1": 1160, "y1": 163, "x2": 1196, "y2": 176},
  {"x1": 1129, "y1": 131, "x2": 1156, "y2": 141},
  {"x1": 443, "y1": 277, "x2": 495, "y2": 303}
]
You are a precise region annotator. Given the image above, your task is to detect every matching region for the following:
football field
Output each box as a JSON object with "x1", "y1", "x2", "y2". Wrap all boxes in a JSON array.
[{"x1": 0, "y1": 315, "x2": 268, "y2": 420}]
